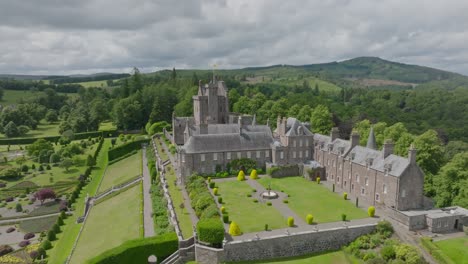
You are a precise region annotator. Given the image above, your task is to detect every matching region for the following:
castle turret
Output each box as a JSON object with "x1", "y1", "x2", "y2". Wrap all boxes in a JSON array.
[
  {"x1": 183, "y1": 119, "x2": 191, "y2": 142},
  {"x1": 366, "y1": 126, "x2": 377, "y2": 150}
]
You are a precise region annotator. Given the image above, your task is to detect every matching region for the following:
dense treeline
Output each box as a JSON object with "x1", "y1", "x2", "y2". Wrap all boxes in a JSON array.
[
  {"x1": 0, "y1": 79, "x2": 82, "y2": 93},
  {"x1": 46, "y1": 73, "x2": 130, "y2": 84}
]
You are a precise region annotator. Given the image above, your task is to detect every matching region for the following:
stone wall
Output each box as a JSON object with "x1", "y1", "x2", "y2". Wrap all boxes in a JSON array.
[
  {"x1": 194, "y1": 224, "x2": 376, "y2": 263},
  {"x1": 408, "y1": 214, "x2": 427, "y2": 231}
]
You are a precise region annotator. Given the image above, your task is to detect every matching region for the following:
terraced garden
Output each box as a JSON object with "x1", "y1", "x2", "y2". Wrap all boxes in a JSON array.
[{"x1": 97, "y1": 150, "x2": 141, "y2": 192}]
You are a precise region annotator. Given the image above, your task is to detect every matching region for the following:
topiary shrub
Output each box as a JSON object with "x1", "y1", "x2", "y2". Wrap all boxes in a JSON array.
[
  {"x1": 343, "y1": 192, "x2": 348, "y2": 200},
  {"x1": 6, "y1": 227, "x2": 15, "y2": 233},
  {"x1": 283, "y1": 200, "x2": 288, "y2": 203},
  {"x1": 316, "y1": 177, "x2": 320, "y2": 184},
  {"x1": 209, "y1": 182, "x2": 215, "y2": 189},
  {"x1": 24, "y1": 233, "x2": 35, "y2": 240},
  {"x1": 229, "y1": 221, "x2": 242, "y2": 236},
  {"x1": 252, "y1": 189, "x2": 257, "y2": 192},
  {"x1": 213, "y1": 188, "x2": 218, "y2": 196},
  {"x1": 57, "y1": 216, "x2": 64, "y2": 225},
  {"x1": 266, "y1": 202, "x2": 272, "y2": 206},
  {"x1": 247, "y1": 193, "x2": 252, "y2": 197},
  {"x1": 41, "y1": 239, "x2": 52, "y2": 250},
  {"x1": 220, "y1": 206, "x2": 226, "y2": 214},
  {"x1": 368, "y1": 206, "x2": 376, "y2": 217},
  {"x1": 250, "y1": 169, "x2": 258, "y2": 179},
  {"x1": 53, "y1": 223, "x2": 60, "y2": 233},
  {"x1": 341, "y1": 213, "x2": 347, "y2": 221},
  {"x1": 306, "y1": 214, "x2": 314, "y2": 225},
  {"x1": 253, "y1": 199, "x2": 258, "y2": 203},
  {"x1": 19, "y1": 240, "x2": 30, "y2": 247},
  {"x1": 237, "y1": 170, "x2": 245, "y2": 181},
  {"x1": 287, "y1": 217, "x2": 295, "y2": 227},
  {"x1": 264, "y1": 224, "x2": 269, "y2": 231},
  {"x1": 217, "y1": 197, "x2": 222, "y2": 204},
  {"x1": 197, "y1": 218, "x2": 225, "y2": 245},
  {"x1": 222, "y1": 214, "x2": 229, "y2": 223},
  {"x1": 207, "y1": 177, "x2": 211, "y2": 183},
  {"x1": 0, "y1": 244, "x2": 13, "y2": 256},
  {"x1": 47, "y1": 230, "x2": 56, "y2": 241}
]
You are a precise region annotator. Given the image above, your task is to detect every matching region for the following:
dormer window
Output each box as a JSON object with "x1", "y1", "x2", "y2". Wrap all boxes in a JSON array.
[
  {"x1": 384, "y1": 163, "x2": 392, "y2": 174},
  {"x1": 366, "y1": 158, "x2": 374, "y2": 167},
  {"x1": 327, "y1": 143, "x2": 333, "y2": 151},
  {"x1": 351, "y1": 153, "x2": 356, "y2": 160},
  {"x1": 338, "y1": 147, "x2": 345, "y2": 155}
]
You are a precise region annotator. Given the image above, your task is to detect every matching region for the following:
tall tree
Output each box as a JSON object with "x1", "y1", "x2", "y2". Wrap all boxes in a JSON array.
[
  {"x1": 310, "y1": 105, "x2": 333, "y2": 134},
  {"x1": 433, "y1": 152, "x2": 468, "y2": 208}
]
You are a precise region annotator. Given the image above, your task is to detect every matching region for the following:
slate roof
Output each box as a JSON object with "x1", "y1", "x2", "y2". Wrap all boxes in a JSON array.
[
  {"x1": 348, "y1": 146, "x2": 409, "y2": 177},
  {"x1": 285, "y1": 118, "x2": 313, "y2": 136},
  {"x1": 329, "y1": 138, "x2": 352, "y2": 155}
]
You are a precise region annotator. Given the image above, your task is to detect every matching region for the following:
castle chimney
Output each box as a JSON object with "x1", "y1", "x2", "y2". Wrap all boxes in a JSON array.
[
  {"x1": 183, "y1": 119, "x2": 191, "y2": 142},
  {"x1": 197, "y1": 80, "x2": 203, "y2": 95},
  {"x1": 350, "y1": 131, "x2": 360, "y2": 148},
  {"x1": 330, "y1": 127, "x2": 339, "y2": 141},
  {"x1": 408, "y1": 144, "x2": 417, "y2": 164},
  {"x1": 238, "y1": 116, "x2": 243, "y2": 134},
  {"x1": 382, "y1": 139, "x2": 394, "y2": 159},
  {"x1": 277, "y1": 116, "x2": 281, "y2": 131},
  {"x1": 252, "y1": 114, "x2": 256, "y2": 126}
]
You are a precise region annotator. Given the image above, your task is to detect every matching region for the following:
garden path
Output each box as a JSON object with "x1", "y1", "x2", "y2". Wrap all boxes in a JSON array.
[{"x1": 142, "y1": 146, "x2": 155, "y2": 237}]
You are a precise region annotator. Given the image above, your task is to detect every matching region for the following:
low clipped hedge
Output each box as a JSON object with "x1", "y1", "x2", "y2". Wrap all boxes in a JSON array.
[
  {"x1": 86, "y1": 232, "x2": 178, "y2": 264},
  {"x1": 0, "y1": 130, "x2": 116, "y2": 145},
  {"x1": 197, "y1": 218, "x2": 225, "y2": 246},
  {"x1": 420, "y1": 237, "x2": 454, "y2": 264},
  {"x1": 108, "y1": 138, "x2": 149, "y2": 161}
]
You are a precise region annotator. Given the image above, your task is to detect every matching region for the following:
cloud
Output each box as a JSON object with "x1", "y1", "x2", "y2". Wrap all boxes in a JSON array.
[{"x1": 1, "y1": 0, "x2": 468, "y2": 75}]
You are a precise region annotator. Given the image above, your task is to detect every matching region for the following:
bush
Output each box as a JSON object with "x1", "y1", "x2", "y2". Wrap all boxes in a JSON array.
[
  {"x1": 19, "y1": 240, "x2": 30, "y2": 247},
  {"x1": 41, "y1": 239, "x2": 52, "y2": 250},
  {"x1": 197, "y1": 218, "x2": 225, "y2": 245},
  {"x1": 209, "y1": 182, "x2": 215, "y2": 189},
  {"x1": 367, "y1": 206, "x2": 376, "y2": 217},
  {"x1": 264, "y1": 224, "x2": 269, "y2": 231},
  {"x1": 376, "y1": 220, "x2": 393, "y2": 237},
  {"x1": 16, "y1": 203, "x2": 23, "y2": 212},
  {"x1": 207, "y1": 177, "x2": 211, "y2": 183},
  {"x1": 24, "y1": 233, "x2": 35, "y2": 240},
  {"x1": 6, "y1": 227, "x2": 15, "y2": 233},
  {"x1": 343, "y1": 192, "x2": 348, "y2": 200},
  {"x1": 5, "y1": 197, "x2": 14, "y2": 202},
  {"x1": 223, "y1": 214, "x2": 229, "y2": 223},
  {"x1": 87, "y1": 233, "x2": 178, "y2": 264},
  {"x1": 316, "y1": 177, "x2": 320, "y2": 184},
  {"x1": 220, "y1": 206, "x2": 226, "y2": 214},
  {"x1": 253, "y1": 199, "x2": 258, "y2": 203},
  {"x1": 341, "y1": 213, "x2": 347, "y2": 221},
  {"x1": 306, "y1": 214, "x2": 314, "y2": 225},
  {"x1": 213, "y1": 187, "x2": 218, "y2": 195},
  {"x1": 266, "y1": 202, "x2": 272, "y2": 206},
  {"x1": 57, "y1": 216, "x2": 64, "y2": 225},
  {"x1": 247, "y1": 193, "x2": 252, "y2": 197},
  {"x1": 217, "y1": 197, "x2": 223, "y2": 204},
  {"x1": 287, "y1": 217, "x2": 295, "y2": 227},
  {"x1": 0, "y1": 244, "x2": 13, "y2": 256},
  {"x1": 200, "y1": 204, "x2": 219, "y2": 219},
  {"x1": 229, "y1": 221, "x2": 242, "y2": 236},
  {"x1": 250, "y1": 169, "x2": 258, "y2": 179},
  {"x1": 380, "y1": 245, "x2": 396, "y2": 261},
  {"x1": 52, "y1": 223, "x2": 60, "y2": 233},
  {"x1": 237, "y1": 170, "x2": 245, "y2": 181},
  {"x1": 47, "y1": 230, "x2": 56, "y2": 241},
  {"x1": 29, "y1": 250, "x2": 39, "y2": 260},
  {"x1": 283, "y1": 200, "x2": 289, "y2": 203}
]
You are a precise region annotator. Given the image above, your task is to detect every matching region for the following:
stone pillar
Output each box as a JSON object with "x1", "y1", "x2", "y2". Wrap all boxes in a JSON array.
[{"x1": 148, "y1": 255, "x2": 157, "y2": 264}]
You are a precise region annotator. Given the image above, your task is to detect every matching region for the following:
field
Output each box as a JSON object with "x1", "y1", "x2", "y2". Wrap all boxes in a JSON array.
[
  {"x1": 435, "y1": 237, "x2": 468, "y2": 264},
  {"x1": 69, "y1": 184, "x2": 141, "y2": 264},
  {"x1": 0, "y1": 121, "x2": 60, "y2": 139},
  {"x1": 75, "y1": 80, "x2": 108, "y2": 88},
  {"x1": 46, "y1": 140, "x2": 110, "y2": 264},
  {"x1": 215, "y1": 180, "x2": 287, "y2": 233},
  {"x1": 97, "y1": 150, "x2": 141, "y2": 192},
  {"x1": 229, "y1": 250, "x2": 360, "y2": 264},
  {"x1": 258, "y1": 176, "x2": 368, "y2": 223}
]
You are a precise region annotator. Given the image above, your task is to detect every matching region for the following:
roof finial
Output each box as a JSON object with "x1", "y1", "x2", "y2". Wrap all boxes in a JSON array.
[
  {"x1": 266, "y1": 118, "x2": 270, "y2": 127},
  {"x1": 366, "y1": 126, "x2": 377, "y2": 150},
  {"x1": 252, "y1": 114, "x2": 256, "y2": 126}
]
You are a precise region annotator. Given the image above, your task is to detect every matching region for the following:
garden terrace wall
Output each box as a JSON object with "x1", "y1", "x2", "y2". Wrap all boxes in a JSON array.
[{"x1": 108, "y1": 138, "x2": 149, "y2": 161}]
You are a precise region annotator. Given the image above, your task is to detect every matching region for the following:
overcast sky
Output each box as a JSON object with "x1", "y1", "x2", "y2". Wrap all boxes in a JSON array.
[{"x1": 1, "y1": 0, "x2": 468, "y2": 75}]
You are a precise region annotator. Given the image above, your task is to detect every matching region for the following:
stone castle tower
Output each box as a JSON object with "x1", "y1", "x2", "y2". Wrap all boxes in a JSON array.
[{"x1": 193, "y1": 78, "x2": 230, "y2": 125}]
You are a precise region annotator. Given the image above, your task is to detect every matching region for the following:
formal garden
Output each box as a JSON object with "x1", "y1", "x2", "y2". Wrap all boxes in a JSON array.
[{"x1": 97, "y1": 149, "x2": 141, "y2": 192}]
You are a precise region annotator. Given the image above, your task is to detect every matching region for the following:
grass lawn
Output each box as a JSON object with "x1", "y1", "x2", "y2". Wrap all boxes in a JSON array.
[
  {"x1": 69, "y1": 184, "x2": 141, "y2": 264},
  {"x1": 0, "y1": 121, "x2": 60, "y2": 139},
  {"x1": 98, "y1": 121, "x2": 116, "y2": 131},
  {"x1": 258, "y1": 176, "x2": 368, "y2": 223},
  {"x1": 46, "y1": 140, "x2": 110, "y2": 264},
  {"x1": 75, "y1": 80, "x2": 108, "y2": 88},
  {"x1": 435, "y1": 237, "x2": 468, "y2": 264},
  {"x1": 165, "y1": 164, "x2": 193, "y2": 239},
  {"x1": 19, "y1": 215, "x2": 58, "y2": 233},
  {"x1": 230, "y1": 250, "x2": 360, "y2": 264},
  {"x1": 1, "y1": 89, "x2": 77, "y2": 106},
  {"x1": 216, "y1": 180, "x2": 287, "y2": 233},
  {"x1": 98, "y1": 150, "x2": 141, "y2": 192}
]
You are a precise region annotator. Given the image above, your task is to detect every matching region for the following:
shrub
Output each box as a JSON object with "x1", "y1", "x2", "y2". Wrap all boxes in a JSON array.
[
  {"x1": 46, "y1": 164, "x2": 51, "y2": 170},
  {"x1": 41, "y1": 239, "x2": 52, "y2": 250},
  {"x1": 53, "y1": 223, "x2": 60, "y2": 233},
  {"x1": 16, "y1": 203, "x2": 23, "y2": 212},
  {"x1": 316, "y1": 177, "x2": 320, "y2": 184},
  {"x1": 30, "y1": 250, "x2": 39, "y2": 260},
  {"x1": 213, "y1": 187, "x2": 218, "y2": 195},
  {"x1": 306, "y1": 214, "x2": 314, "y2": 225},
  {"x1": 6, "y1": 227, "x2": 15, "y2": 233},
  {"x1": 229, "y1": 221, "x2": 242, "y2": 236},
  {"x1": 363, "y1": 252, "x2": 377, "y2": 261},
  {"x1": 217, "y1": 197, "x2": 223, "y2": 204},
  {"x1": 0, "y1": 245, "x2": 13, "y2": 256},
  {"x1": 209, "y1": 182, "x2": 215, "y2": 189},
  {"x1": 264, "y1": 224, "x2": 269, "y2": 231},
  {"x1": 266, "y1": 202, "x2": 272, "y2": 206},
  {"x1": 19, "y1": 240, "x2": 30, "y2": 247},
  {"x1": 287, "y1": 217, "x2": 295, "y2": 227},
  {"x1": 367, "y1": 258, "x2": 386, "y2": 264},
  {"x1": 252, "y1": 189, "x2": 257, "y2": 192},
  {"x1": 283, "y1": 200, "x2": 288, "y2": 203},
  {"x1": 341, "y1": 214, "x2": 347, "y2": 221},
  {"x1": 222, "y1": 214, "x2": 229, "y2": 223},
  {"x1": 220, "y1": 206, "x2": 226, "y2": 213},
  {"x1": 247, "y1": 193, "x2": 252, "y2": 197},
  {"x1": 57, "y1": 216, "x2": 64, "y2": 225},
  {"x1": 343, "y1": 192, "x2": 348, "y2": 200},
  {"x1": 368, "y1": 206, "x2": 376, "y2": 217},
  {"x1": 253, "y1": 199, "x2": 258, "y2": 203},
  {"x1": 250, "y1": 169, "x2": 258, "y2": 179},
  {"x1": 237, "y1": 170, "x2": 245, "y2": 181},
  {"x1": 24, "y1": 233, "x2": 35, "y2": 240},
  {"x1": 376, "y1": 220, "x2": 393, "y2": 237},
  {"x1": 380, "y1": 245, "x2": 396, "y2": 261},
  {"x1": 197, "y1": 218, "x2": 225, "y2": 245},
  {"x1": 47, "y1": 230, "x2": 56, "y2": 241},
  {"x1": 200, "y1": 204, "x2": 220, "y2": 219},
  {"x1": 5, "y1": 197, "x2": 14, "y2": 202}
]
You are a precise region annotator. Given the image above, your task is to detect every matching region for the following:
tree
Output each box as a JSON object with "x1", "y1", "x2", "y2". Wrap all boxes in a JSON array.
[
  {"x1": 27, "y1": 139, "x2": 54, "y2": 158},
  {"x1": 3, "y1": 121, "x2": 19, "y2": 137},
  {"x1": 49, "y1": 153, "x2": 61, "y2": 164},
  {"x1": 297, "y1": 105, "x2": 312, "y2": 123},
  {"x1": 60, "y1": 158, "x2": 73, "y2": 172},
  {"x1": 18, "y1": 125, "x2": 29, "y2": 136},
  {"x1": 86, "y1": 155, "x2": 96, "y2": 167},
  {"x1": 34, "y1": 188, "x2": 56, "y2": 205},
  {"x1": 45, "y1": 109, "x2": 58, "y2": 123},
  {"x1": 413, "y1": 130, "x2": 444, "y2": 175},
  {"x1": 16, "y1": 203, "x2": 22, "y2": 212},
  {"x1": 310, "y1": 105, "x2": 333, "y2": 134},
  {"x1": 433, "y1": 152, "x2": 468, "y2": 208},
  {"x1": 21, "y1": 164, "x2": 29, "y2": 173},
  {"x1": 287, "y1": 104, "x2": 301, "y2": 118},
  {"x1": 171, "y1": 67, "x2": 177, "y2": 80}
]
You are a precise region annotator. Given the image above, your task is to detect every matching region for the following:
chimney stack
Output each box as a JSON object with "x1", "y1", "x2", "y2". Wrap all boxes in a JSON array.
[
  {"x1": 408, "y1": 144, "x2": 417, "y2": 164},
  {"x1": 330, "y1": 127, "x2": 339, "y2": 141},
  {"x1": 350, "y1": 131, "x2": 360, "y2": 148},
  {"x1": 382, "y1": 139, "x2": 394, "y2": 158},
  {"x1": 238, "y1": 116, "x2": 243, "y2": 134}
]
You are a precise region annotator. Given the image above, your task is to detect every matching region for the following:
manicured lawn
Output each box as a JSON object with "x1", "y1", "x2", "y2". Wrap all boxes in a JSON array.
[
  {"x1": 435, "y1": 237, "x2": 468, "y2": 264},
  {"x1": 258, "y1": 176, "x2": 368, "y2": 223},
  {"x1": 46, "y1": 140, "x2": 110, "y2": 264},
  {"x1": 231, "y1": 250, "x2": 360, "y2": 264},
  {"x1": 69, "y1": 184, "x2": 141, "y2": 264},
  {"x1": 19, "y1": 215, "x2": 58, "y2": 233},
  {"x1": 98, "y1": 121, "x2": 116, "y2": 131},
  {"x1": 0, "y1": 121, "x2": 60, "y2": 139},
  {"x1": 165, "y1": 164, "x2": 193, "y2": 239},
  {"x1": 97, "y1": 150, "x2": 141, "y2": 192},
  {"x1": 216, "y1": 180, "x2": 287, "y2": 233}
]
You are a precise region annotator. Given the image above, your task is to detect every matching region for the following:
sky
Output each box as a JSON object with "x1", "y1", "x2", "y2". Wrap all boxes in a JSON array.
[{"x1": 1, "y1": 0, "x2": 468, "y2": 75}]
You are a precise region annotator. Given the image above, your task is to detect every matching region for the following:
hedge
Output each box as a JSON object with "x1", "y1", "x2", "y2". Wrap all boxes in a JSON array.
[
  {"x1": 197, "y1": 218, "x2": 225, "y2": 245},
  {"x1": 108, "y1": 138, "x2": 149, "y2": 161},
  {"x1": 87, "y1": 233, "x2": 178, "y2": 264},
  {"x1": 420, "y1": 237, "x2": 454, "y2": 264},
  {"x1": 0, "y1": 130, "x2": 116, "y2": 145}
]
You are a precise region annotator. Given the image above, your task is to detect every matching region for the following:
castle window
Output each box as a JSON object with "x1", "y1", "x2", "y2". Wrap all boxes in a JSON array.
[
  {"x1": 280, "y1": 151, "x2": 284, "y2": 159},
  {"x1": 213, "y1": 153, "x2": 218, "y2": 161},
  {"x1": 237, "y1": 152, "x2": 241, "y2": 159},
  {"x1": 256, "y1": 151, "x2": 261, "y2": 158},
  {"x1": 375, "y1": 193, "x2": 380, "y2": 201},
  {"x1": 201, "y1": 154, "x2": 205, "y2": 162},
  {"x1": 300, "y1": 140, "x2": 303, "y2": 147},
  {"x1": 227, "y1": 152, "x2": 231, "y2": 160},
  {"x1": 306, "y1": 140, "x2": 309, "y2": 147},
  {"x1": 361, "y1": 188, "x2": 365, "y2": 195},
  {"x1": 327, "y1": 159, "x2": 330, "y2": 166},
  {"x1": 348, "y1": 172, "x2": 351, "y2": 179},
  {"x1": 383, "y1": 184, "x2": 387, "y2": 194},
  {"x1": 181, "y1": 154, "x2": 185, "y2": 163},
  {"x1": 293, "y1": 151, "x2": 296, "y2": 158},
  {"x1": 401, "y1": 189, "x2": 406, "y2": 198},
  {"x1": 299, "y1": 151, "x2": 303, "y2": 158},
  {"x1": 265, "y1": 151, "x2": 270, "y2": 158},
  {"x1": 332, "y1": 160, "x2": 336, "y2": 167},
  {"x1": 356, "y1": 174, "x2": 360, "y2": 183},
  {"x1": 337, "y1": 176, "x2": 340, "y2": 183},
  {"x1": 305, "y1": 151, "x2": 309, "y2": 158},
  {"x1": 365, "y1": 177, "x2": 369, "y2": 186},
  {"x1": 344, "y1": 181, "x2": 347, "y2": 187},
  {"x1": 247, "y1": 151, "x2": 251, "y2": 158},
  {"x1": 351, "y1": 183, "x2": 354, "y2": 190}
]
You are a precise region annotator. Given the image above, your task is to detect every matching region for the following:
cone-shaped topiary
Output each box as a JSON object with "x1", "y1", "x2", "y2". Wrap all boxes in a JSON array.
[
  {"x1": 343, "y1": 192, "x2": 348, "y2": 200},
  {"x1": 316, "y1": 177, "x2": 320, "y2": 184},
  {"x1": 213, "y1": 188, "x2": 218, "y2": 196},
  {"x1": 229, "y1": 221, "x2": 242, "y2": 236},
  {"x1": 207, "y1": 177, "x2": 211, "y2": 183},
  {"x1": 306, "y1": 214, "x2": 314, "y2": 225},
  {"x1": 287, "y1": 217, "x2": 295, "y2": 227},
  {"x1": 250, "y1": 169, "x2": 258, "y2": 179},
  {"x1": 237, "y1": 170, "x2": 245, "y2": 181},
  {"x1": 220, "y1": 206, "x2": 226, "y2": 214},
  {"x1": 368, "y1": 206, "x2": 376, "y2": 217}
]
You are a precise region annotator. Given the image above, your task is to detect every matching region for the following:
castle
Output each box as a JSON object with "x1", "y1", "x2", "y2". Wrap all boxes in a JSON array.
[{"x1": 170, "y1": 79, "x2": 468, "y2": 232}]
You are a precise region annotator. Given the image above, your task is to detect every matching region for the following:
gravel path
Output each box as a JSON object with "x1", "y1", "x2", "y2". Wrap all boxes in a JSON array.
[{"x1": 142, "y1": 147, "x2": 155, "y2": 237}]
